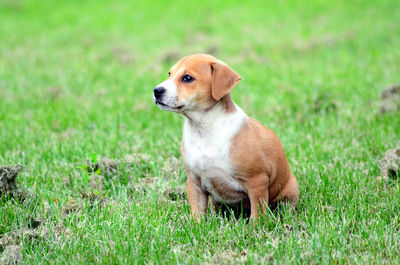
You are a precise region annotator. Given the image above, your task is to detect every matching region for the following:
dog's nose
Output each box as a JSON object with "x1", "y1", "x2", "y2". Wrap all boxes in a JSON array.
[{"x1": 154, "y1": 87, "x2": 166, "y2": 99}]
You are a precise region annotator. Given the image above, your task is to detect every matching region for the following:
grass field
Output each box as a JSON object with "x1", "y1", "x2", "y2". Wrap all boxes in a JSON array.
[{"x1": 1, "y1": 0, "x2": 400, "y2": 264}]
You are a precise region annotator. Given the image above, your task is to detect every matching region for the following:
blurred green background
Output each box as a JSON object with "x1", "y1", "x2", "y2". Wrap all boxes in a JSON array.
[{"x1": 0, "y1": 0, "x2": 399, "y2": 264}]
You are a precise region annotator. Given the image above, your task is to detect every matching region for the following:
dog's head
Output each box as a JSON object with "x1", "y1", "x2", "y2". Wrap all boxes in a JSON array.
[{"x1": 154, "y1": 54, "x2": 241, "y2": 113}]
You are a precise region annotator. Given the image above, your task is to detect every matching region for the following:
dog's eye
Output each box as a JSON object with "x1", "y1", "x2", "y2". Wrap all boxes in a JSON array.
[
  {"x1": 168, "y1": 72, "x2": 171, "y2": 76},
  {"x1": 182, "y1": 74, "x2": 194, "y2": 83}
]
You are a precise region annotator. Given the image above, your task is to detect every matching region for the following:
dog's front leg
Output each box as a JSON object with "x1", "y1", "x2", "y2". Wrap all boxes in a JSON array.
[{"x1": 187, "y1": 174, "x2": 208, "y2": 222}]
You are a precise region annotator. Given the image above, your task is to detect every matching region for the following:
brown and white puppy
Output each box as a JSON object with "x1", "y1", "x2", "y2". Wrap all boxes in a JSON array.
[{"x1": 154, "y1": 54, "x2": 299, "y2": 221}]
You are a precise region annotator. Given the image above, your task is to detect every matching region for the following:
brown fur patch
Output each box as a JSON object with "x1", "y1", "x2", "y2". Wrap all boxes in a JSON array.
[
  {"x1": 220, "y1": 94, "x2": 236, "y2": 113},
  {"x1": 230, "y1": 119, "x2": 299, "y2": 212}
]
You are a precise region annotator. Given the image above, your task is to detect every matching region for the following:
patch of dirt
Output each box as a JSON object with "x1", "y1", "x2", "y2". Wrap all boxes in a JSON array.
[
  {"x1": 53, "y1": 223, "x2": 73, "y2": 239},
  {"x1": 89, "y1": 174, "x2": 104, "y2": 191},
  {"x1": 79, "y1": 190, "x2": 109, "y2": 209},
  {"x1": 206, "y1": 250, "x2": 248, "y2": 265},
  {"x1": 378, "y1": 148, "x2": 400, "y2": 181},
  {"x1": 227, "y1": 45, "x2": 269, "y2": 65},
  {"x1": 136, "y1": 177, "x2": 161, "y2": 193},
  {"x1": 45, "y1": 86, "x2": 64, "y2": 101},
  {"x1": 0, "y1": 245, "x2": 21, "y2": 265},
  {"x1": 293, "y1": 31, "x2": 355, "y2": 52},
  {"x1": 240, "y1": 45, "x2": 269, "y2": 64},
  {"x1": 294, "y1": 34, "x2": 337, "y2": 51},
  {"x1": 112, "y1": 46, "x2": 135, "y2": 65},
  {"x1": 161, "y1": 50, "x2": 181, "y2": 65},
  {"x1": 85, "y1": 154, "x2": 151, "y2": 177},
  {"x1": 204, "y1": 45, "x2": 219, "y2": 56},
  {"x1": 57, "y1": 128, "x2": 78, "y2": 140},
  {"x1": 81, "y1": 36, "x2": 94, "y2": 48},
  {"x1": 309, "y1": 92, "x2": 337, "y2": 114},
  {"x1": 380, "y1": 84, "x2": 400, "y2": 113},
  {"x1": 163, "y1": 186, "x2": 186, "y2": 201},
  {"x1": 0, "y1": 223, "x2": 72, "y2": 263},
  {"x1": 61, "y1": 198, "x2": 82, "y2": 219},
  {"x1": 0, "y1": 165, "x2": 25, "y2": 201},
  {"x1": 86, "y1": 158, "x2": 118, "y2": 176},
  {"x1": 0, "y1": 0, "x2": 22, "y2": 11},
  {"x1": 185, "y1": 32, "x2": 209, "y2": 45},
  {"x1": 321, "y1": 205, "x2": 335, "y2": 212},
  {"x1": 0, "y1": 228, "x2": 43, "y2": 253},
  {"x1": 0, "y1": 196, "x2": 74, "y2": 263},
  {"x1": 27, "y1": 217, "x2": 43, "y2": 230},
  {"x1": 81, "y1": 153, "x2": 162, "y2": 201},
  {"x1": 207, "y1": 250, "x2": 274, "y2": 265},
  {"x1": 283, "y1": 223, "x2": 293, "y2": 235},
  {"x1": 160, "y1": 156, "x2": 181, "y2": 177},
  {"x1": 125, "y1": 177, "x2": 159, "y2": 197},
  {"x1": 63, "y1": 191, "x2": 115, "y2": 219}
]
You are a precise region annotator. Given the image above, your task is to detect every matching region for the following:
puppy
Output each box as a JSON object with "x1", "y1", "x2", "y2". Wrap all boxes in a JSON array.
[{"x1": 154, "y1": 54, "x2": 299, "y2": 220}]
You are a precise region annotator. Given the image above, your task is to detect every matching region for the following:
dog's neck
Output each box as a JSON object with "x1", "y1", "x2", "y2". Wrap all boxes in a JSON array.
[
  {"x1": 183, "y1": 94, "x2": 246, "y2": 130},
  {"x1": 219, "y1": 94, "x2": 237, "y2": 113}
]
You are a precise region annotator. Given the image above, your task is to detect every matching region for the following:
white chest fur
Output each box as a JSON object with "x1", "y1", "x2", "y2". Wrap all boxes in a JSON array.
[{"x1": 183, "y1": 103, "x2": 248, "y2": 203}]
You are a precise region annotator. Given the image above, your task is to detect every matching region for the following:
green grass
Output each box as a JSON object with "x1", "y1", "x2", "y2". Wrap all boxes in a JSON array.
[{"x1": 1, "y1": 0, "x2": 400, "y2": 263}]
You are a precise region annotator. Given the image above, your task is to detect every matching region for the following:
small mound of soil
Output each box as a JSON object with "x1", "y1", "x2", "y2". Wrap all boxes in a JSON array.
[
  {"x1": 0, "y1": 224, "x2": 71, "y2": 264},
  {"x1": 163, "y1": 186, "x2": 186, "y2": 201},
  {"x1": 86, "y1": 158, "x2": 118, "y2": 176},
  {"x1": 112, "y1": 46, "x2": 135, "y2": 65},
  {"x1": 61, "y1": 198, "x2": 81, "y2": 219},
  {"x1": 85, "y1": 154, "x2": 151, "y2": 177},
  {"x1": 88, "y1": 173, "x2": 104, "y2": 191},
  {"x1": 205, "y1": 45, "x2": 219, "y2": 56},
  {"x1": 0, "y1": 214, "x2": 47, "y2": 258},
  {"x1": 0, "y1": 228, "x2": 42, "y2": 253},
  {"x1": 381, "y1": 84, "x2": 400, "y2": 113},
  {"x1": 161, "y1": 50, "x2": 181, "y2": 64},
  {"x1": 379, "y1": 148, "x2": 400, "y2": 181},
  {"x1": 311, "y1": 93, "x2": 337, "y2": 114},
  {"x1": 0, "y1": 245, "x2": 21, "y2": 265},
  {"x1": 207, "y1": 250, "x2": 248, "y2": 265},
  {"x1": 0, "y1": 165, "x2": 25, "y2": 201}
]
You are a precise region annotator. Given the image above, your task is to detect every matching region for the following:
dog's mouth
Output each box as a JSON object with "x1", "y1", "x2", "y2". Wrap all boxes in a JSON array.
[{"x1": 155, "y1": 100, "x2": 184, "y2": 111}]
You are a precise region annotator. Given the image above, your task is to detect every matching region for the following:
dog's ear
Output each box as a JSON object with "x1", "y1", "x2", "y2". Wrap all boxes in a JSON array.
[{"x1": 210, "y1": 61, "x2": 241, "y2": 101}]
